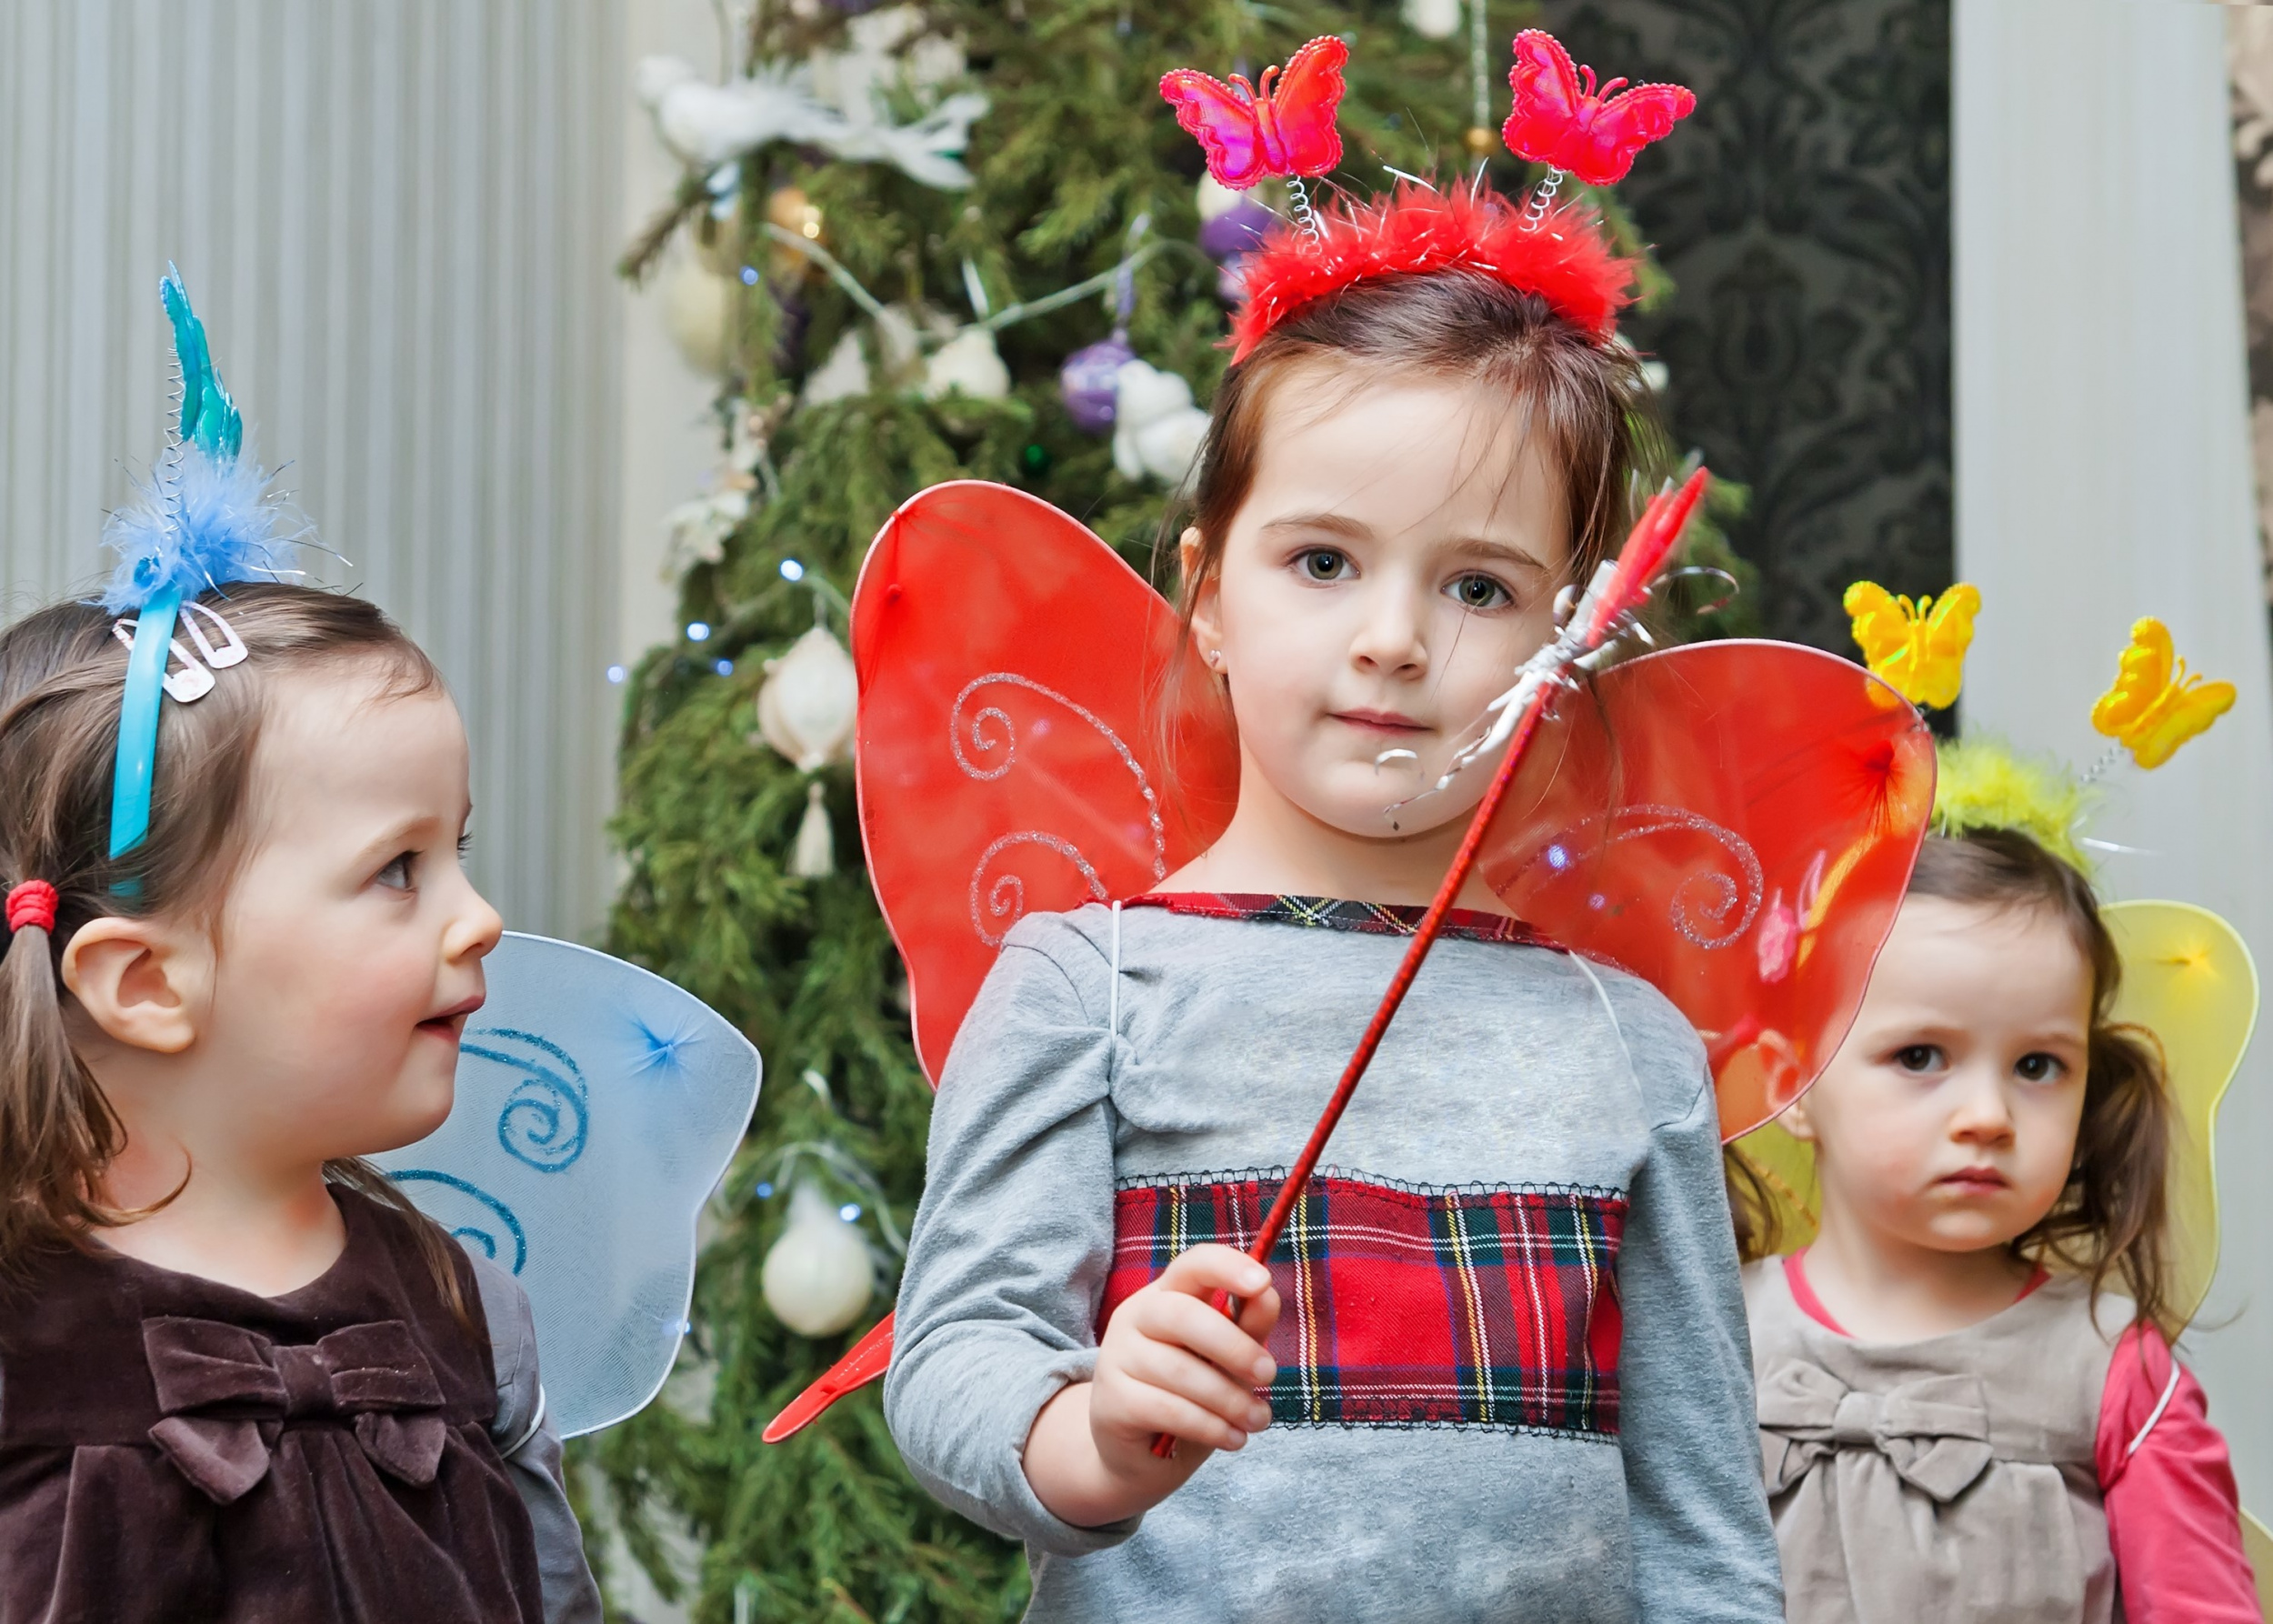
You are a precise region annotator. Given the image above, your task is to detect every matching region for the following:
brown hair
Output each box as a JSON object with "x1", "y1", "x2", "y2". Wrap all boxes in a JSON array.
[
  {"x1": 0, "y1": 583, "x2": 472, "y2": 1316},
  {"x1": 1168, "y1": 268, "x2": 1664, "y2": 627},
  {"x1": 1904, "y1": 829, "x2": 2174, "y2": 1331}
]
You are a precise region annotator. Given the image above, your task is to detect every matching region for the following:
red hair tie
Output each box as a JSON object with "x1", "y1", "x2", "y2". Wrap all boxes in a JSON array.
[{"x1": 6, "y1": 880, "x2": 58, "y2": 935}]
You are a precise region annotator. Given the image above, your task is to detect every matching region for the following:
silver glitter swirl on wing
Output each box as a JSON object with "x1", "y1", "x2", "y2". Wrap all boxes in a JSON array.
[
  {"x1": 969, "y1": 831, "x2": 1111, "y2": 947},
  {"x1": 951, "y1": 673, "x2": 1165, "y2": 945},
  {"x1": 1525, "y1": 804, "x2": 1763, "y2": 950}
]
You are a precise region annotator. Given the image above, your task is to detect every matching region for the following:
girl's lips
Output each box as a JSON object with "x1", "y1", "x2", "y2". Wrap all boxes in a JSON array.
[
  {"x1": 417, "y1": 994, "x2": 486, "y2": 1038},
  {"x1": 1333, "y1": 709, "x2": 1427, "y2": 734},
  {"x1": 1935, "y1": 1167, "x2": 2010, "y2": 1194}
]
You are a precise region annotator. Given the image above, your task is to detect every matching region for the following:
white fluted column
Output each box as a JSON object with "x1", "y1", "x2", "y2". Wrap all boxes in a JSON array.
[{"x1": 1957, "y1": 0, "x2": 2273, "y2": 1500}]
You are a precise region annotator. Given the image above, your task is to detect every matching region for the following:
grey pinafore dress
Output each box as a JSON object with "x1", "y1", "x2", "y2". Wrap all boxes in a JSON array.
[{"x1": 1742, "y1": 1258, "x2": 2125, "y2": 1624}]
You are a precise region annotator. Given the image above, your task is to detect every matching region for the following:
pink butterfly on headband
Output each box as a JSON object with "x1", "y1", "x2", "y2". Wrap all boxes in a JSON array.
[
  {"x1": 1502, "y1": 29, "x2": 1695, "y2": 187},
  {"x1": 1160, "y1": 35, "x2": 1348, "y2": 190}
]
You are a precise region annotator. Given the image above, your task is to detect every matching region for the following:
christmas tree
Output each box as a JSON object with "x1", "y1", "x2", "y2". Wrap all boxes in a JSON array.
[{"x1": 596, "y1": 4, "x2": 1723, "y2": 1618}]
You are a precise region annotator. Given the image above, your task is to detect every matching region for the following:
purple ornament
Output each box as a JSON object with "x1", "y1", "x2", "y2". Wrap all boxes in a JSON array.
[
  {"x1": 1217, "y1": 256, "x2": 1253, "y2": 306},
  {"x1": 1198, "y1": 196, "x2": 1277, "y2": 262},
  {"x1": 1059, "y1": 330, "x2": 1134, "y2": 436}
]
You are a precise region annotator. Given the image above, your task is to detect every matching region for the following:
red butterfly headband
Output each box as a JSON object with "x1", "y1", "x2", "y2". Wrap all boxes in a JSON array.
[{"x1": 1160, "y1": 30, "x2": 1696, "y2": 362}]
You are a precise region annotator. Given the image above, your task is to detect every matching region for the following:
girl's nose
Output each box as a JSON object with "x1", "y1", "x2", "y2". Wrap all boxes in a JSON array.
[
  {"x1": 446, "y1": 881, "x2": 506, "y2": 963},
  {"x1": 1348, "y1": 581, "x2": 1430, "y2": 677},
  {"x1": 1944, "y1": 1068, "x2": 2016, "y2": 1146}
]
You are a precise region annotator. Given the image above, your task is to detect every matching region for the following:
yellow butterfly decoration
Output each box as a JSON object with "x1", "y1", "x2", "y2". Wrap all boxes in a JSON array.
[
  {"x1": 1843, "y1": 580, "x2": 1981, "y2": 710},
  {"x1": 2090, "y1": 617, "x2": 2235, "y2": 770}
]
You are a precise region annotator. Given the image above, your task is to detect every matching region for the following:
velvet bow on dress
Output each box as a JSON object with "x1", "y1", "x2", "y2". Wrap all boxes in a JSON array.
[
  {"x1": 141, "y1": 1316, "x2": 450, "y2": 1504},
  {"x1": 1757, "y1": 1362, "x2": 1995, "y2": 1503}
]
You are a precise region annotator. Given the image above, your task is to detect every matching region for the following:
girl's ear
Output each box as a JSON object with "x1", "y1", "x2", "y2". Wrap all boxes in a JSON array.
[
  {"x1": 60, "y1": 917, "x2": 206, "y2": 1056},
  {"x1": 1181, "y1": 526, "x2": 1225, "y2": 662},
  {"x1": 1779, "y1": 1096, "x2": 1820, "y2": 1145}
]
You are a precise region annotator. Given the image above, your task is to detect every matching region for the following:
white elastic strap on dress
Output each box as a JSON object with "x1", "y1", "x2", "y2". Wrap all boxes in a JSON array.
[
  {"x1": 1565, "y1": 950, "x2": 1636, "y2": 1087},
  {"x1": 501, "y1": 1382, "x2": 549, "y2": 1459},
  {"x1": 1107, "y1": 900, "x2": 1123, "y2": 1039},
  {"x1": 2126, "y1": 1359, "x2": 2183, "y2": 1459}
]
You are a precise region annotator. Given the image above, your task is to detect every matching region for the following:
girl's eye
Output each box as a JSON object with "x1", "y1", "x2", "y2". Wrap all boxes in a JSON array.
[
  {"x1": 1300, "y1": 548, "x2": 1349, "y2": 582},
  {"x1": 457, "y1": 832, "x2": 475, "y2": 860},
  {"x1": 2015, "y1": 1052, "x2": 2066, "y2": 1084},
  {"x1": 1448, "y1": 573, "x2": 1512, "y2": 612},
  {"x1": 376, "y1": 853, "x2": 416, "y2": 892},
  {"x1": 1891, "y1": 1044, "x2": 1944, "y2": 1074}
]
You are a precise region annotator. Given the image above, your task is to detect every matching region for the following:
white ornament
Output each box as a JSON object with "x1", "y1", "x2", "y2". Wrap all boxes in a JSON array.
[
  {"x1": 1196, "y1": 175, "x2": 1250, "y2": 222},
  {"x1": 803, "y1": 328, "x2": 872, "y2": 406},
  {"x1": 790, "y1": 781, "x2": 836, "y2": 878},
  {"x1": 922, "y1": 327, "x2": 1011, "y2": 403},
  {"x1": 1401, "y1": 0, "x2": 1464, "y2": 40},
  {"x1": 756, "y1": 625, "x2": 857, "y2": 772},
  {"x1": 1112, "y1": 359, "x2": 1211, "y2": 494},
  {"x1": 759, "y1": 1182, "x2": 875, "y2": 1337},
  {"x1": 661, "y1": 254, "x2": 733, "y2": 377}
]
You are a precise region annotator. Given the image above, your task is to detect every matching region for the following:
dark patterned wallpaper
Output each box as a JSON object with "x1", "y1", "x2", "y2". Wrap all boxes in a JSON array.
[{"x1": 1540, "y1": 0, "x2": 1952, "y2": 649}]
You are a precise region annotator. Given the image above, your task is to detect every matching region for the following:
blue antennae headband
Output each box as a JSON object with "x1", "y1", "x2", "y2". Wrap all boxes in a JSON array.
[{"x1": 103, "y1": 266, "x2": 290, "y2": 865}]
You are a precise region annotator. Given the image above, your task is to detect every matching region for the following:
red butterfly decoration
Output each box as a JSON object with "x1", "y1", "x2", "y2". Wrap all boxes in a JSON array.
[
  {"x1": 1501, "y1": 28, "x2": 1695, "y2": 187},
  {"x1": 1159, "y1": 35, "x2": 1348, "y2": 190}
]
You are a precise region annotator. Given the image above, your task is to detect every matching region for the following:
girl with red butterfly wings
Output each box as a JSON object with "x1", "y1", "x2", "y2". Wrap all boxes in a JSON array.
[{"x1": 871, "y1": 29, "x2": 1891, "y2": 1623}]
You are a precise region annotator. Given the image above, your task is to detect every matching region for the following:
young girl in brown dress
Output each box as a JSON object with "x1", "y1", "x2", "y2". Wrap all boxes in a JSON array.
[
  {"x1": 1736, "y1": 786, "x2": 2264, "y2": 1617},
  {"x1": 0, "y1": 275, "x2": 599, "y2": 1622}
]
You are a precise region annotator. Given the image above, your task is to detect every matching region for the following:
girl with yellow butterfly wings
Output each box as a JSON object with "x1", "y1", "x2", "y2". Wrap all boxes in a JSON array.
[{"x1": 1728, "y1": 586, "x2": 2268, "y2": 1622}]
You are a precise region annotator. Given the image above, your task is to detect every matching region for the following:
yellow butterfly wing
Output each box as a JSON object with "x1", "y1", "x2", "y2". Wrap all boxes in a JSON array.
[
  {"x1": 2091, "y1": 617, "x2": 2176, "y2": 738},
  {"x1": 2100, "y1": 900, "x2": 2257, "y2": 1331},
  {"x1": 1842, "y1": 581, "x2": 1910, "y2": 667},
  {"x1": 2127, "y1": 677, "x2": 2237, "y2": 770},
  {"x1": 1911, "y1": 583, "x2": 1981, "y2": 711}
]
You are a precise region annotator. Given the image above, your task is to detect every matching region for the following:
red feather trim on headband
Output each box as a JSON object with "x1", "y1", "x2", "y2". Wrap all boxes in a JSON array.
[{"x1": 1227, "y1": 183, "x2": 1638, "y2": 364}]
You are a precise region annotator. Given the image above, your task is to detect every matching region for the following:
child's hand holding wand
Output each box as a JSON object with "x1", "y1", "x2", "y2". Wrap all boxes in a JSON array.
[{"x1": 1022, "y1": 1245, "x2": 1282, "y2": 1528}]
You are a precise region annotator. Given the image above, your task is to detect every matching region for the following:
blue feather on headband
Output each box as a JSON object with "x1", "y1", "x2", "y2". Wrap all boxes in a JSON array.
[{"x1": 100, "y1": 266, "x2": 292, "y2": 613}]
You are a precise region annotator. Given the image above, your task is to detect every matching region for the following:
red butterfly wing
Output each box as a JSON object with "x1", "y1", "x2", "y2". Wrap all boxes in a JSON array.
[
  {"x1": 1568, "y1": 83, "x2": 1697, "y2": 185},
  {"x1": 1264, "y1": 35, "x2": 1349, "y2": 178},
  {"x1": 1479, "y1": 641, "x2": 1932, "y2": 1140},
  {"x1": 851, "y1": 480, "x2": 1238, "y2": 1085},
  {"x1": 1160, "y1": 68, "x2": 1270, "y2": 190},
  {"x1": 769, "y1": 482, "x2": 1238, "y2": 1442},
  {"x1": 1501, "y1": 28, "x2": 1585, "y2": 169}
]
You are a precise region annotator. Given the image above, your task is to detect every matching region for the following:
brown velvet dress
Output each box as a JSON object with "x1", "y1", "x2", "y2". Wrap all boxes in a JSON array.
[{"x1": 0, "y1": 1189, "x2": 546, "y2": 1623}]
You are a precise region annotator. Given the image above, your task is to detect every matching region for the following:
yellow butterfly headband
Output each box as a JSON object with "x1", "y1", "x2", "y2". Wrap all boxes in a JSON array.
[{"x1": 1841, "y1": 581, "x2": 2236, "y2": 866}]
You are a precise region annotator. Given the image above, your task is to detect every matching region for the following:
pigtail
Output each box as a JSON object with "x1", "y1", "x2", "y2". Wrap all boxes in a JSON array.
[
  {"x1": 2022, "y1": 1018, "x2": 2174, "y2": 1336},
  {"x1": 0, "y1": 881, "x2": 125, "y2": 1278}
]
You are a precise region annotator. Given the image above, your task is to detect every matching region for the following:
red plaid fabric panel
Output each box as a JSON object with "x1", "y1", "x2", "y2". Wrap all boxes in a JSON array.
[
  {"x1": 1124, "y1": 892, "x2": 1561, "y2": 951},
  {"x1": 1099, "y1": 1171, "x2": 1626, "y2": 1434}
]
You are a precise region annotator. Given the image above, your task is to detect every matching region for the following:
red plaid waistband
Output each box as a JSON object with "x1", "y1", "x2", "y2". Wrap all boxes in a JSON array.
[{"x1": 1101, "y1": 1170, "x2": 1626, "y2": 1436}]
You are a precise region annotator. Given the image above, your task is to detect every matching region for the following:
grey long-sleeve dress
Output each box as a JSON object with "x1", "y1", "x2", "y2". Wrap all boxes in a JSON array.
[{"x1": 885, "y1": 895, "x2": 1783, "y2": 1624}]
